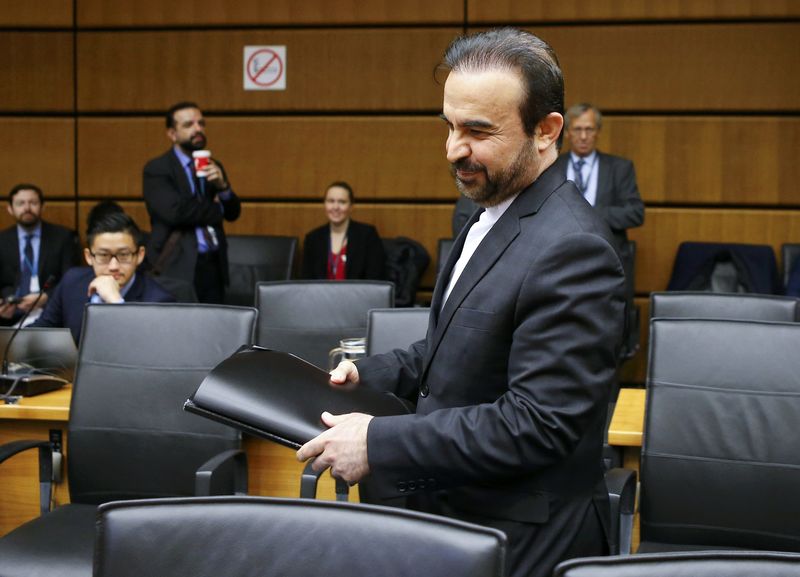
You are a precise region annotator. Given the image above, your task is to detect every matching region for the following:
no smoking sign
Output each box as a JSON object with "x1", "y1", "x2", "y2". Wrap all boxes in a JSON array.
[{"x1": 244, "y1": 46, "x2": 286, "y2": 91}]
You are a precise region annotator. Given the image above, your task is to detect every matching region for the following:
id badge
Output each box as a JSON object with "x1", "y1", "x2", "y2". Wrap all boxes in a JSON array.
[{"x1": 30, "y1": 275, "x2": 40, "y2": 293}]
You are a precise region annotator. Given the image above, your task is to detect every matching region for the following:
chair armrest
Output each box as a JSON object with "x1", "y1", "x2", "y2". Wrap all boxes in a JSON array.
[
  {"x1": 194, "y1": 449, "x2": 248, "y2": 496},
  {"x1": 300, "y1": 459, "x2": 349, "y2": 502},
  {"x1": 0, "y1": 439, "x2": 54, "y2": 515},
  {"x1": 604, "y1": 467, "x2": 637, "y2": 555}
]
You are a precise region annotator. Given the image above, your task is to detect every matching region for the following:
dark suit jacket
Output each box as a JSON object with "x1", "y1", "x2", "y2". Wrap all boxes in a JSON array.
[
  {"x1": 142, "y1": 148, "x2": 241, "y2": 285},
  {"x1": 356, "y1": 164, "x2": 626, "y2": 577},
  {"x1": 302, "y1": 220, "x2": 385, "y2": 280},
  {"x1": 554, "y1": 151, "x2": 644, "y2": 251},
  {"x1": 0, "y1": 221, "x2": 78, "y2": 299},
  {"x1": 32, "y1": 267, "x2": 176, "y2": 343}
]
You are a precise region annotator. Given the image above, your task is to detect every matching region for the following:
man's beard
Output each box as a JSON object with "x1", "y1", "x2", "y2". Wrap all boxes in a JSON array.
[
  {"x1": 180, "y1": 132, "x2": 207, "y2": 153},
  {"x1": 18, "y1": 212, "x2": 40, "y2": 228},
  {"x1": 450, "y1": 141, "x2": 537, "y2": 207}
]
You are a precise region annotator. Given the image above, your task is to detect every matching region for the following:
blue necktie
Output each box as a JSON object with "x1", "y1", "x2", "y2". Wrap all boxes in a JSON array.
[
  {"x1": 18, "y1": 234, "x2": 34, "y2": 296},
  {"x1": 573, "y1": 158, "x2": 586, "y2": 193}
]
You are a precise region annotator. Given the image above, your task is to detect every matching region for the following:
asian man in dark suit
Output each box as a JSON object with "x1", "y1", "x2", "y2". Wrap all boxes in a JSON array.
[
  {"x1": 0, "y1": 183, "x2": 78, "y2": 325},
  {"x1": 298, "y1": 28, "x2": 626, "y2": 577},
  {"x1": 143, "y1": 102, "x2": 241, "y2": 304},
  {"x1": 33, "y1": 210, "x2": 175, "y2": 344},
  {"x1": 553, "y1": 103, "x2": 644, "y2": 253}
]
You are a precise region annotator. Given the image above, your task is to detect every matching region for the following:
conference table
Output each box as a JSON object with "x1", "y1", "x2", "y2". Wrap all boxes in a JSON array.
[{"x1": 0, "y1": 385, "x2": 356, "y2": 537}]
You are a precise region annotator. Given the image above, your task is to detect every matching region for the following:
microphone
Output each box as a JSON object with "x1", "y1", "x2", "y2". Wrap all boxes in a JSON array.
[{"x1": 2, "y1": 274, "x2": 55, "y2": 376}]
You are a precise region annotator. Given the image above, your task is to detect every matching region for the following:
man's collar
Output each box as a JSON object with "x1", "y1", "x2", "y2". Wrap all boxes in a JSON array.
[
  {"x1": 16, "y1": 222, "x2": 42, "y2": 239},
  {"x1": 173, "y1": 145, "x2": 191, "y2": 166},
  {"x1": 569, "y1": 150, "x2": 597, "y2": 164}
]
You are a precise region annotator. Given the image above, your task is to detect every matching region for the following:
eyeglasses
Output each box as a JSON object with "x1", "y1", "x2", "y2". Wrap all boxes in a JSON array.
[
  {"x1": 89, "y1": 249, "x2": 137, "y2": 264},
  {"x1": 568, "y1": 127, "x2": 597, "y2": 135}
]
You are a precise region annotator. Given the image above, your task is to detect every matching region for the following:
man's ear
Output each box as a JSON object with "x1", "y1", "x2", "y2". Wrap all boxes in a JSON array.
[
  {"x1": 167, "y1": 127, "x2": 177, "y2": 143},
  {"x1": 83, "y1": 247, "x2": 93, "y2": 266},
  {"x1": 535, "y1": 112, "x2": 565, "y2": 152},
  {"x1": 135, "y1": 245, "x2": 146, "y2": 267},
  {"x1": 6, "y1": 204, "x2": 13, "y2": 218}
]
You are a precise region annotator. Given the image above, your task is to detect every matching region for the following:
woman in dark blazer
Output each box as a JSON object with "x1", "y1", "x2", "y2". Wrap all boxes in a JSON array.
[{"x1": 302, "y1": 182, "x2": 385, "y2": 280}]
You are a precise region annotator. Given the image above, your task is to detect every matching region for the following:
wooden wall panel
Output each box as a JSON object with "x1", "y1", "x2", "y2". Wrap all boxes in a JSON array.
[
  {"x1": 469, "y1": 0, "x2": 800, "y2": 23},
  {"x1": 0, "y1": 201, "x2": 77, "y2": 232},
  {"x1": 0, "y1": 33, "x2": 73, "y2": 112},
  {"x1": 77, "y1": 28, "x2": 457, "y2": 112},
  {"x1": 596, "y1": 116, "x2": 800, "y2": 206},
  {"x1": 517, "y1": 23, "x2": 800, "y2": 112},
  {"x1": 77, "y1": 118, "x2": 165, "y2": 198},
  {"x1": 81, "y1": 201, "x2": 453, "y2": 289},
  {"x1": 0, "y1": 118, "x2": 74, "y2": 199},
  {"x1": 78, "y1": 117, "x2": 454, "y2": 200},
  {"x1": 630, "y1": 207, "x2": 800, "y2": 293},
  {"x1": 76, "y1": 0, "x2": 463, "y2": 27},
  {"x1": 0, "y1": 0, "x2": 72, "y2": 27}
]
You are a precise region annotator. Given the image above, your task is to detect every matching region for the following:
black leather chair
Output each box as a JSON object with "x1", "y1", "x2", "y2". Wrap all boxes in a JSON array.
[
  {"x1": 635, "y1": 318, "x2": 800, "y2": 553},
  {"x1": 650, "y1": 291, "x2": 800, "y2": 322},
  {"x1": 554, "y1": 550, "x2": 800, "y2": 577},
  {"x1": 437, "y1": 237, "x2": 455, "y2": 280},
  {"x1": 781, "y1": 243, "x2": 800, "y2": 287},
  {"x1": 0, "y1": 303, "x2": 257, "y2": 577},
  {"x1": 255, "y1": 280, "x2": 394, "y2": 369},
  {"x1": 366, "y1": 307, "x2": 430, "y2": 356},
  {"x1": 225, "y1": 235, "x2": 298, "y2": 306},
  {"x1": 93, "y1": 496, "x2": 508, "y2": 577}
]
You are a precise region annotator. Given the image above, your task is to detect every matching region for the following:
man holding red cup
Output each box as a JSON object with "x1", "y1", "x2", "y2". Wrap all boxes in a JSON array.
[{"x1": 142, "y1": 101, "x2": 241, "y2": 304}]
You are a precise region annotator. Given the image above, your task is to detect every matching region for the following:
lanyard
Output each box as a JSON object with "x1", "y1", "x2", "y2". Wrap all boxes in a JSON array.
[{"x1": 327, "y1": 228, "x2": 349, "y2": 278}]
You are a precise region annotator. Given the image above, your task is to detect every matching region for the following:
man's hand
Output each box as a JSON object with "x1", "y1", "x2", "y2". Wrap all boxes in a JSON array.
[
  {"x1": 204, "y1": 159, "x2": 229, "y2": 192},
  {"x1": 0, "y1": 302, "x2": 16, "y2": 319},
  {"x1": 329, "y1": 360, "x2": 360, "y2": 386},
  {"x1": 88, "y1": 275, "x2": 123, "y2": 303},
  {"x1": 296, "y1": 412, "x2": 373, "y2": 485},
  {"x1": 16, "y1": 292, "x2": 46, "y2": 313}
]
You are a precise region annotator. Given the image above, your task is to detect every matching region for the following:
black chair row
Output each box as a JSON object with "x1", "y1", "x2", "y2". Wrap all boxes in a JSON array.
[{"x1": 612, "y1": 291, "x2": 800, "y2": 559}]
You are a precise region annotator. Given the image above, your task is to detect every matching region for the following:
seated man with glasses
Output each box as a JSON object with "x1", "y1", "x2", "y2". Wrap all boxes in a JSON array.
[{"x1": 32, "y1": 210, "x2": 175, "y2": 343}]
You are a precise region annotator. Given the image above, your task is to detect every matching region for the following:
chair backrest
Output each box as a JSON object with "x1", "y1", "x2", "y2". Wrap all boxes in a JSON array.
[
  {"x1": 255, "y1": 280, "x2": 394, "y2": 369},
  {"x1": 94, "y1": 497, "x2": 508, "y2": 577},
  {"x1": 68, "y1": 303, "x2": 257, "y2": 505},
  {"x1": 554, "y1": 550, "x2": 800, "y2": 577},
  {"x1": 437, "y1": 238, "x2": 455, "y2": 279},
  {"x1": 641, "y1": 318, "x2": 800, "y2": 551},
  {"x1": 650, "y1": 291, "x2": 800, "y2": 322},
  {"x1": 781, "y1": 243, "x2": 800, "y2": 287},
  {"x1": 366, "y1": 307, "x2": 430, "y2": 356},
  {"x1": 225, "y1": 235, "x2": 298, "y2": 306}
]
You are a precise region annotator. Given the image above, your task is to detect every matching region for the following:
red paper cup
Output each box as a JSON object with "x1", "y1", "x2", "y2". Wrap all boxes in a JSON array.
[{"x1": 192, "y1": 150, "x2": 211, "y2": 177}]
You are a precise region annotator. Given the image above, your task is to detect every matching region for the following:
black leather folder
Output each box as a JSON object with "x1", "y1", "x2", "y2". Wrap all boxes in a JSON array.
[{"x1": 184, "y1": 346, "x2": 411, "y2": 449}]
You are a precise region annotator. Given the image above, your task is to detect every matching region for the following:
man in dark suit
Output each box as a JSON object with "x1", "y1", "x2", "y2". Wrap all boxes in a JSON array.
[
  {"x1": 0, "y1": 183, "x2": 78, "y2": 325},
  {"x1": 142, "y1": 101, "x2": 241, "y2": 303},
  {"x1": 33, "y1": 211, "x2": 175, "y2": 343},
  {"x1": 298, "y1": 29, "x2": 626, "y2": 577},
  {"x1": 553, "y1": 103, "x2": 644, "y2": 252}
]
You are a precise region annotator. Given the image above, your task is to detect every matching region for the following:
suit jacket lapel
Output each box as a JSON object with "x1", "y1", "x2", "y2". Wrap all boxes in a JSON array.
[
  {"x1": 429, "y1": 208, "x2": 482, "y2": 319},
  {"x1": 168, "y1": 149, "x2": 194, "y2": 198},
  {"x1": 421, "y1": 165, "x2": 565, "y2": 378}
]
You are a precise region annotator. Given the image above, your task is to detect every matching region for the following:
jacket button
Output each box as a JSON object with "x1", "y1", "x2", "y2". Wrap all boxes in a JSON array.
[
  {"x1": 397, "y1": 482, "x2": 407, "y2": 493},
  {"x1": 419, "y1": 384, "x2": 429, "y2": 397}
]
